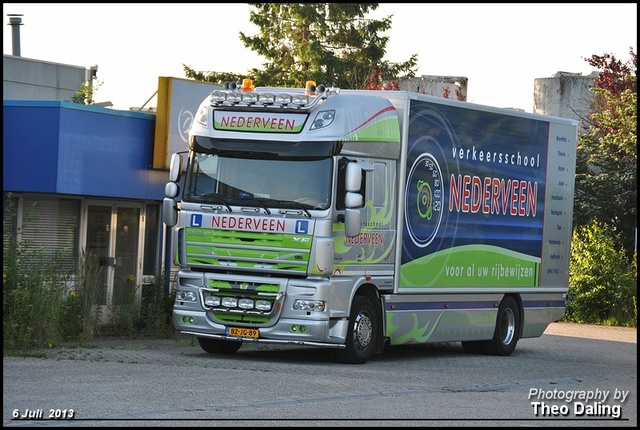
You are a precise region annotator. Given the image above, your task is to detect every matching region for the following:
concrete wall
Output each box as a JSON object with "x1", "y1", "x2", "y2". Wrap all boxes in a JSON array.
[
  {"x1": 533, "y1": 71, "x2": 598, "y2": 123},
  {"x1": 399, "y1": 72, "x2": 598, "y2": 126},
  {"x1": 399, "y1": 75, "x2": 468, "y2": 101},
  {"x1": 3, "y1": 54, "x2": 87, "y2": 101}
]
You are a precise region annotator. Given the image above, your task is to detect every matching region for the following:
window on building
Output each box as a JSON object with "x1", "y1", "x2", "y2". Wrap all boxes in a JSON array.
[{"x1": 15, "y1": 195, "x2": 81, "y2": 272}]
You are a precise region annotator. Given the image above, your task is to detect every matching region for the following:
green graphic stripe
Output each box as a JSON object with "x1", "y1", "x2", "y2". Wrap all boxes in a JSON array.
[
  {"x1": 400, "y1": 244, "x2": 541, "y2": 287},
  {"x1": 343, "y1": 117, "x2": 401, "y2": 142}
]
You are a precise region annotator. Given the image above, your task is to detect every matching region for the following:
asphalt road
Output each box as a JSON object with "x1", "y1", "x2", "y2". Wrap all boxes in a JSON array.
[{"x1": 3, "y1": 322, "x2": 636, "y2": 427}]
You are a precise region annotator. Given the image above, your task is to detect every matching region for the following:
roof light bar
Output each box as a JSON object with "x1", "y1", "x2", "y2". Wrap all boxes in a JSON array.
[{"x1": 208, "y1": 79, "x2": 338, "y2": 109}]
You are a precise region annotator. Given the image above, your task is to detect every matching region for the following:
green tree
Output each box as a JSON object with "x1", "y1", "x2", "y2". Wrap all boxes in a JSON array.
[
  {"x1": 568, "y1": 49, "x2": 637, "y2": 327},
  {"x1": 574, "y1": 49, "x2": 637, "y2": 261},
  {"x1": 181, "y1": 66, "x2": 246, "y2": 88},
  {"x1": 184, "y1": 3, "x2": 418, "y2": 89}
]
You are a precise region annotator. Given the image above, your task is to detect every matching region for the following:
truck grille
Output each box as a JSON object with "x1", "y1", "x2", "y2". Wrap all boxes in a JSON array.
[{"x1": 185, "y1": 228, "x2": 311, "y2": 275}]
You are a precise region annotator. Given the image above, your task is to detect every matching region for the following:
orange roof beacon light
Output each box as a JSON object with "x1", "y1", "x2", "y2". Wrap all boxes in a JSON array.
[
  {"x1": 305, "y1": 80, "x2": 317, "y2": 96},
  {"x1": 241, "y1": 78, "x2": 255, "y2": 92}
]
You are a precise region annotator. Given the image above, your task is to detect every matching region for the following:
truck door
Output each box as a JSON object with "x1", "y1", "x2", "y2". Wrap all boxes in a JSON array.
[{"x1": 364, "y1": 160, "x2": 396, "y2": 275}]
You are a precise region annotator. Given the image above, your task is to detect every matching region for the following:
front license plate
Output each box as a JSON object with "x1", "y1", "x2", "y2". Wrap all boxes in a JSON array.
[{"x1": 227, "y1": 327, "x2": 259, "y2": 338}]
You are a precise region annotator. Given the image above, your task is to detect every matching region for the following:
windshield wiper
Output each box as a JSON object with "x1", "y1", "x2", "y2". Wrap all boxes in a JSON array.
[
  {"x1": 199, "y1": 193, "x2": 233, "y2": 212},
  {"x1": 285, "y1": 200, "x2": 311, "y2": 218},
  {"x1": 239, "y1": 194, "x2": 271, "y2": 215}
]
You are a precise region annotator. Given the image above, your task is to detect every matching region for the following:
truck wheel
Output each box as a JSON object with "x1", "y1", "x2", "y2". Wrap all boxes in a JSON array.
[
  {"x1": 481, "y1": 295, "x2": 520, "y2": 356},
  {"x1": 331, "y1": 295, "x2": 378, "y2": 364},
  {"x1": 197, "y1": 337, "x2": 242, "y2": 354}
]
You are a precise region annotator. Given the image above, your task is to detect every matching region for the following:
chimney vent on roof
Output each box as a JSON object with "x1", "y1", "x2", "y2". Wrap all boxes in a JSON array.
[{"x1": 7, "y1": 14, "x2": 23, "y2": 57}]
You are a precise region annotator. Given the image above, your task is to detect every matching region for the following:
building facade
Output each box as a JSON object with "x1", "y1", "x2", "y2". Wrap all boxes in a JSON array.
[{"x1": 3, "y1": 99, "x2": 166, "y2": 314}]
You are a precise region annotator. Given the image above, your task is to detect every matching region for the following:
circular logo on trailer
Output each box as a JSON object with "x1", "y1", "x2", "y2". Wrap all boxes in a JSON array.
[
  {"x1": 404, "y1": 153, "x2": 444, "y2": 248},
  {"x1": 178, "y1": 109, "x2": 194, "y2": 143}
]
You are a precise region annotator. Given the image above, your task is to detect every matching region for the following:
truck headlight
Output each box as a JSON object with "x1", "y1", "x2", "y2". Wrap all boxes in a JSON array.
[
  {"x1": 204, "y1": 296, "x2": 221, "y2": 307},
  {"x1": 292, "y1": 299, "x2": 325, "y2": 312},
  {"x1": 221, "y1": 297, "x2": 238, "y2": 308},
  {"x1": 176, "y1": 291, "x2": 197, "y2": 302},
  {"x1": 255, "y1": 300, "x2": 271, "y2": 311},
  {"x1": 238, "y1": 298, "x2": 254, "y2": 309}
]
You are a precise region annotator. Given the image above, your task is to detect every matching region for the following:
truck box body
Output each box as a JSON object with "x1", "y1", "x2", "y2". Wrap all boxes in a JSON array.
[{"x1": 164, "y1": 84, "x2": 578, "y2": 363}]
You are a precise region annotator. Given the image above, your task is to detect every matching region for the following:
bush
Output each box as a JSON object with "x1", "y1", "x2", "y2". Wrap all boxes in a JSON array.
[
  {"x1": 566, "y1": 220, "x2": 637, "y2": 327},
  {"x1": 138, "y1": 272, "x2": 176, "y2": 338},
  {"x1": 3, "y1": 203, "x2": 71, "y2": 351},
  {"x1": 59, "y1": 252, "x2": 103, "y2": 341},
  {"x1": 3, "y1": 195, "x2": 175, "y2": 355},
  {"x1": 3, "y1": 245, "x2": 70, "y2": 351}
]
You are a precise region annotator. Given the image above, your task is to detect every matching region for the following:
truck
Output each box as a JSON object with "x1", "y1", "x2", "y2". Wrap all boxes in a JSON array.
[{"x1": 162, "y1": 79, "x2": 578, "y2": 364}]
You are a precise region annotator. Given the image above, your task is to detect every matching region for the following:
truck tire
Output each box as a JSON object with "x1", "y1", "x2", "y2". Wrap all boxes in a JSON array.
[
  {"x1": 481, "y1": 295, "x2": 520, "y2": 356},
  {"x1": 197, "y1": 337, "x2": 242, "y2": 354},
  {"x1": 331, "y1": 295, "x2": 378, "y2": 364}
]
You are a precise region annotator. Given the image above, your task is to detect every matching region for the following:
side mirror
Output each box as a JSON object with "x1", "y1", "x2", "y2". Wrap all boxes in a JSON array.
[
  {"x1": 169, "y1": 153, "x2": 182, "y2": 183},
  {"x1": 165, "y1": 182, "x2": 180, "y2": 199},
  {"x1": 345, "y1": 162, "x2": 361, "y2": 192},
  {"x1": 344, "y1": 191, "x2": 363, "y2": 208},
  {"x1": 344, "y1": 209, "x2": 361, "y2": 237},
  {"x1": 163, "y1": 198, "x2": 178, "y2": 227}
]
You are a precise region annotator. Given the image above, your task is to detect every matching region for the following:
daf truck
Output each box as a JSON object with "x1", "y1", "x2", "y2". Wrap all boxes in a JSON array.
[{"x1": 163, "y1": 80, "x2": 578, "y2": 364}]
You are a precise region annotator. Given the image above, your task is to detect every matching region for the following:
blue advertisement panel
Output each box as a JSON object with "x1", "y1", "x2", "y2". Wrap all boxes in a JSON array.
[{"x1": 400, "y1": 100, "x2": 550, "y2": 287}]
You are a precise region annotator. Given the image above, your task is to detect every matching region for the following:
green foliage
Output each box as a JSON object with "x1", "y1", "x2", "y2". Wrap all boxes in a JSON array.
[
  {"x1": 137, "y1": 272, "x2": 176, "y2": 338},
  {"x1": 242, "y1": 3, "x2": 417, "y2": 88},
  {"x1": 183, "y1": 3, "x2": 417, "y2": 89},
  {"x1": 105, "y1": 274, "x2": 140, "y2": 336},
  {"x1": 3, "y1": 194, "x2": 175, "y2": 356},
  {"x1": 68, "y1": 79, "x2": 103, "y2": 105},
  {"x1": 101, "y1": 272, "x2": 176, "y2": 339},
  {"x1": 182, "y1": 66, "x2": 246, "y2": 88},
  {"x1": 574, "y1": 86, "x2": 637, "y2": 261},
  {"x1": 566, "y1": 221, "x2": 637, "y2": 327},
  {"x1": 574, "y1": 50, "x2": 637, "y2": 262},
  {"x1": 567, "y1": 50, "x2": 637, "y2": 329},
  {"x1": 4, "y1": 197, "x2": 70, "y2": 351},
  {"x1": 58, "y1": 252, "x2": 103, "y2": 342}
]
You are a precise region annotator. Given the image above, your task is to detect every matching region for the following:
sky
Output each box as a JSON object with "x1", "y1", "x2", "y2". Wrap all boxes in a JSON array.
[{"x1": 3, "y1": 3, "x2": 637, "y2": 112}]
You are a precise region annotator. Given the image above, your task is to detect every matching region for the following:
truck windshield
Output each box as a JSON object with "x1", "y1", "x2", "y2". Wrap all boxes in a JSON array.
[{"x1": 183, "y1": 153, "x2": 332, "y2": 210}]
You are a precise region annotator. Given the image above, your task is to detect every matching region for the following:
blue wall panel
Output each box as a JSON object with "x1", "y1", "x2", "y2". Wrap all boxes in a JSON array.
[
  {"x1": 3, "y1": 101, "x2": 167, "y2": 201},
  {"x1": 3, "y1": 103, "x2": 61, "y2": 193}
]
